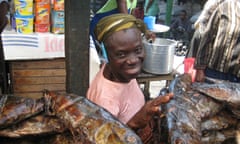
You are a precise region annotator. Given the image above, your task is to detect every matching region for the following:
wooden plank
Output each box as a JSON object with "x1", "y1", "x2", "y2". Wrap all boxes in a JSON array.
[
  {"x1": 11, "y1": 59, "x2": 65, "y2": 69},
  {"x1": 10, "y1": 59, "x2": 67, "y2": 97},
  {"x1": 13, "y1": 76, "x2": 65, "y2": 85},
  {"x1": 12, "y1": 69, "x2": 66, "y2": 77},
  {"x1": 13, "y1": 83, "x2": 66, "y2": 92},
  {"x1": 13, "y1": 92, "x2": 44, "y2": 99},
  {"x1": 14, "y1": 91, "x2": 67, "y2": 99}
]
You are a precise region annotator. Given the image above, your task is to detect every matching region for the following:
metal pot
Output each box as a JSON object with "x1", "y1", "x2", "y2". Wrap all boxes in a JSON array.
[{"x1": 143, "y1": 38, "x2": 176, "y2": 74}]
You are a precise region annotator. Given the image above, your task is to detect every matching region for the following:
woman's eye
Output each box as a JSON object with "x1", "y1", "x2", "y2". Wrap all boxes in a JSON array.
[
  {"x1": 135, "y1": 47, "x2": 143, "y2": 54},
  {"x1": 116, "y1": 52, "x2": 125, "y2": 58}
]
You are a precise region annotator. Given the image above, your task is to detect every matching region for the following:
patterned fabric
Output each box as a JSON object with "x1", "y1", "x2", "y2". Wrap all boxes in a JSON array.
[
  {"x1": 94, "y1": 13, "x2": 146, "y2": 42},
  {"x1": 195, "y1": 0, "x2": 240, "y2": 78},
  {"x1": 132, "y1": 7, "x2": 144, "y2": 20},
  {"x1": 188, "y1": 0, "x2": 225, "y2": 57},
  {"x1": 194, "y1": 0, "x2": 225, "y2": 33}
]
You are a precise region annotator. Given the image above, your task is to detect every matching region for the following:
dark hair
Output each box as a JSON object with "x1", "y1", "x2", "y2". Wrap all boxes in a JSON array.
[
  {"x1": 178, "y1": 0, "x2": 187, "y2": 5},
  {"x1": 180, "y1": 10, "x2": 187, "y2": 16},
  {"x1": 137, "y1": 0, "x2": 144, "y2": 5}
]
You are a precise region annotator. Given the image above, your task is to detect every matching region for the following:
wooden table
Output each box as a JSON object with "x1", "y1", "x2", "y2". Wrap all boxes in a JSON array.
[{"x1": 137, "y1": 71, "x2": 174, "y2": 100}]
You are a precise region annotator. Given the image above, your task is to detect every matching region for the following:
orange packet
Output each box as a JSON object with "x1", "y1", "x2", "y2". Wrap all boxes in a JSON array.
[
  {"x1": 35, "y1": 24, "x2": 50, "y2": 33},
  {"x1": 53, "y1": 0, "x2": 64, "y2": 11},
  {"x1": 35, "y1": 1, "x2": 50, "y2": 24}
]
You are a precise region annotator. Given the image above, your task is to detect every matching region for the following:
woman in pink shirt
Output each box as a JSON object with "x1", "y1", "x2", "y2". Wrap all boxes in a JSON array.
[{"x1": 87, "y1": 13, "x2": 173, "y2": 143}]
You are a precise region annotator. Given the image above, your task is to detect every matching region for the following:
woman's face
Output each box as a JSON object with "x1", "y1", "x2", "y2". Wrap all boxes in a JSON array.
[{"x1": 105, "y1": 28, "x2": 145, "y2": 82}]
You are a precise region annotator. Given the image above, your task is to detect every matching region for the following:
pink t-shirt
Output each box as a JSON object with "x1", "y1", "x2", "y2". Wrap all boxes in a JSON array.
[{"x1": 87, "y1": 64, "x2": 145, "y2": 124}]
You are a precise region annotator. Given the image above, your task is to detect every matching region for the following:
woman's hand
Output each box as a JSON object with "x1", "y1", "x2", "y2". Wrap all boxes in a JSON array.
[
  {"x1": 145, "y1": 30, "x2": 156, "y2": 42},
  {"x1": 127, "y1": 93, "x2": 173, "y2": 129}
]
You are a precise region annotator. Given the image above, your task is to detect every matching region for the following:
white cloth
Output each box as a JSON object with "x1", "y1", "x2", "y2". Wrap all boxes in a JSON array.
[{"x1": 89, "y1": 36, "x2": 101, "y2": 83}]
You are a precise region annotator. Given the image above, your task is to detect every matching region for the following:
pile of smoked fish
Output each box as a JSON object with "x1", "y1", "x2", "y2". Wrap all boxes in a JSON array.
[
  {"x1": 159, "y1": 74, "x2": 240, "y2": 144},
  {"x1": 0, "y1": 74, "x2": 239, "y2": 144},
  {"x1": 0, "y1": 90, "x2": 142, "y2": 144}
]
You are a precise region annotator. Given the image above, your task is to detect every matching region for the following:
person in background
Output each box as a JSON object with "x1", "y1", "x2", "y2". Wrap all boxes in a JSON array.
[
  {"x1": 87, "y1": 13, "x2": 173, "y2": 143},
  {"x1": 187, "y1": 0, "x2": 224, "y2": 58},
  {"x1": 144, "y1": 0, "x2": 159, "y2": 23},
  {"x1": 0, "y1": 0, "x2": 9, "y2": 94},
  {"x1": 0, "y1": 0, "x2": 9, "y2": 33},
  {"x1": 132, "y1": 0, "x2": 144, "y2": 20},
  {"x1": 194, "y1": 0, "x2": 240, "y2": 83},
  {"x1": 170, "y1": 10, "x2": 192, "y2": 43}
]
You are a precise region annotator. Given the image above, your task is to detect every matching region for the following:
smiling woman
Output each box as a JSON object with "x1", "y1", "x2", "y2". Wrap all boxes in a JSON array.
[{"x1": 87, "y1": 13, "x2": 174, "y2": 143}]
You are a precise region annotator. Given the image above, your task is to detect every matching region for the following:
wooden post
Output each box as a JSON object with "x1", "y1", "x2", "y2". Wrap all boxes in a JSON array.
[{"x1": 65, "y1": 0, "x2": 90, "y2": 96}]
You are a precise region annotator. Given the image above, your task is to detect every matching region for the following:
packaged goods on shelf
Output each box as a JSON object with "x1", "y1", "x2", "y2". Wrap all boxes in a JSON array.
[
  {"x1": 15, "y1": 15, "x2": 34, "y2": 34},
  {"x1": 13, "y1": 0, "x2": 34, "y2": 33},
  {"x1": 35, "y1": 0, "x2": 51, "y2": 32},
  {"x1": 14, "y1": 0, "x2": 34, "y2": 16},
  {"x1": 35, "y1": 0, "x2": 50, "y2": 24},
  {"x1": 9, "y1": 0, "x2": 64, "y2": 34},
  {"x1": 53, "y1": 0, "x2": 64, "y2": 11},
  {"x1": 35, "y1": 0, "x2": 50, "y2": 2},
  {"x1": 35, "y1": 23, "x2": 50, "y2": 32},
  {"x1": 51, "y1": 10, "x2": 64, "y2": 34}
]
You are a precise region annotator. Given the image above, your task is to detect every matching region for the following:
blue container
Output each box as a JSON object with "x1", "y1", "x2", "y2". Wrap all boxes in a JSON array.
[{"x1": 143, "y1": 16, "x2": 155, "y2": 30}]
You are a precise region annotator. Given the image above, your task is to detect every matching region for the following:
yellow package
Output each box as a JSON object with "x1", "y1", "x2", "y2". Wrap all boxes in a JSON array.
[
  {"x1": 15, "y1": 15, "x2": 34, "y2": 34},
  {"x1": 14, "y1": 0, "x2": 34, "y2": 16}
]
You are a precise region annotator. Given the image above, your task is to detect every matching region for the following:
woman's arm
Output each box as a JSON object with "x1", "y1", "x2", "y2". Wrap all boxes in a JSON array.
[{"x1": 127, "y1": 93, "x2": 173, "y2": 130}]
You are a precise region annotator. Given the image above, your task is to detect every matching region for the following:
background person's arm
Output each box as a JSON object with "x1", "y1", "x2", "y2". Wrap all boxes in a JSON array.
[
  {"x1": 0, "y1": 1, "x2": 9, "y2": 33},
  {"x1": 145, "y1": 0, "x2": 153, "y2": 13},
  {"x1": 117, "y1": 0, "x2": 128, "y2": 14},
  {"x1": 194, "y1": 6, "x2": 219, "y2": 82}
]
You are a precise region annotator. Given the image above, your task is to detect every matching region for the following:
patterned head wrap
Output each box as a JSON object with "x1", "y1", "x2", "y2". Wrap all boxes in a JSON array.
[{"x1": 94, "y1": 13, "x2": 147, "y2": 42}]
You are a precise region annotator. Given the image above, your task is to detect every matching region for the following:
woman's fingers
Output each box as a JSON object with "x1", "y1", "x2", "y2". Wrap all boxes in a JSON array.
[{"x1": 153, "y1": 93, "x2": 174, "y2": 106}]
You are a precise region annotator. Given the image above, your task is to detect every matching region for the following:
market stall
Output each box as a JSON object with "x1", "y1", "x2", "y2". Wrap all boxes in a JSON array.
[
  {"x1": 2, "y1": 0, "x2": 240, "y2": 144},
  {"x1": 2, "y1": 31, "x2": 64, "y2": 60},
  {"x1": 0, "y1": 0, "x2": 66, "y2": 98}
]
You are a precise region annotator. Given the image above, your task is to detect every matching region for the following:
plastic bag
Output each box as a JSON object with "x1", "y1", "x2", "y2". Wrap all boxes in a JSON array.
[{"x1": 184, "y1": 57, "x2": 196, "y2": 82}]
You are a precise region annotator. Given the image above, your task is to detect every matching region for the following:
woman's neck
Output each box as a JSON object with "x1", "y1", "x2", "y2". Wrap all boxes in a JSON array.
[{"x1": 103, "y1": 64, "x2": 130, "y2": 83}]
